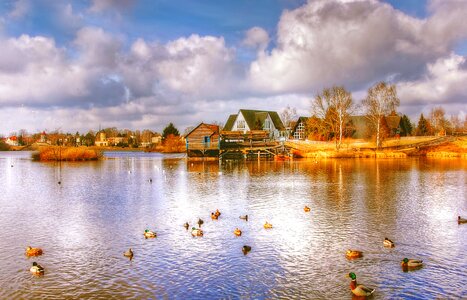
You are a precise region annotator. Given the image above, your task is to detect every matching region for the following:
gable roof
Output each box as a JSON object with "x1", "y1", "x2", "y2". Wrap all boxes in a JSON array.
[
  {"x1": 386, "y1": 115, "x2": 401, "y2": 130},
  {"x1": 241, "y1": 109, "x2": 286, "y2": 130},
  {"x1": 292, "y1": 116, "x2": 309, "y2": 132},
  {"x1": 185, "y1": 122, "x2": 219, "y2": 138},
  {"x1": 223, "y1": 114, "x2": 237, "y2": 131}
]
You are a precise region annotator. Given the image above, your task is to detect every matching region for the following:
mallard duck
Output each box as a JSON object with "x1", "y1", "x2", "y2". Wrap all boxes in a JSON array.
[
  {"x1": 346, "y1": 250, "x2": 363, "y2": 259},
  {"x1": 239, "y1": 215, "x2": 248, "y2": 221},
  {"x1": 383, "y1": 237, "x2": 395, "y2": 248},
  {"x1": 211, "y1": 212, "x2": 219, "y2": 220},
  {"x1": 264, "y1": 221, "x2": 273, "y2": 229},
  {"x1": 234, "y1": 228, "x2": 242, "y2": 236},
  {"x1": 304, "y1": 206, "x2": 311, "y2": 212},
  {"x1": 197, "y1": 218, "x2": 204, "y2": 227},
  {"x1": 348, "y1": 272, "x2": 375, "y2": 297},
  {"x1": 215, "y1": 209, "x2": 221, "y2": 217},
  {"x1": 242, "y1": 245, "x2": 251, "y2": 254},
  {"x1": 183, "y1": 222, "x2": 189, "y2": 230},
  {"x1": 458, "y1": 216, "x2": 467, "y2": 224},
  {"x1": 30, "y1": 262, "x2": 44, "y2": 275},
  {"x1": 25, "y1": 246, "x2": 43, "y2": 257},
  {"x1": 191, "y1": 227, "x2": 203, "y2": 237},
  {"x1": 144, "y1": 229, "x2": 157, "y2": 238},
  {"x1": 123, "y1": 248, "x2": 133, "y2": 258},
  {"x1": 401, "y1": 258, "x2": 423, "y2": 269}
]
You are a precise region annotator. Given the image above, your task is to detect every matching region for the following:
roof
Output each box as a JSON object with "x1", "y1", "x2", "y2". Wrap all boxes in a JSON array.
[
  {"x1": 184, "y1": 122, "x2": 219, "y2": 138},
  {"x1": 223, "y1": 109, "x2": 285, "y2": 131},
  {"x1": 386, "y1": 115, "x2": 401, "y2": 130},
  {"x1": 223, "y1": 114, "x2": 237, "y2": 131},
  {"x1": 292, "y1": 116, "x2": 309, "y2": 132}
]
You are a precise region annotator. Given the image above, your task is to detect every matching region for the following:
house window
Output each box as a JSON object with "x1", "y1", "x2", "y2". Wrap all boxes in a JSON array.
[
  {"x1": 237, "y1": 120, "x2": 245, "y2": 129},
  {"x1": 204, "y1": 136, "x2": 210, "y2": 144},
  {"x1": 264, "y1": 119, "x2": 270, "y2": 130}
]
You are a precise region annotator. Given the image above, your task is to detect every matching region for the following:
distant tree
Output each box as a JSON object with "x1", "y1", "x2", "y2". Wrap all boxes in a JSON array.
[
  {"x1": 429, "y1": 106, "x2": 449, "y2": 135},
  {"x1": 0, "y1": 139, "x2": 9, "y2": 151},
  {"x1": 399, "y1": 115, "x2": 413, "y2": 136},
  {"x1": 362, "y1": 82, "x2": 399, "y2": 148},
  {"x1": 416, "y1": 114, "x2": 430, "y2": 136},
  {"x1": 163, "y1": 134, "x2": 185, "y2": 153},
  {"x1": 162, "y1": 123, "x2": 180, "y2": 139},
  {"x1": 280, "y1": 105, "x2": 298, "y2": 129},
  {"x1": 311, "y1": 86, "x2": 354, "y2": 150},
  {"x1": 84, "y1": 130, "x2": 96, "y2": 146}
]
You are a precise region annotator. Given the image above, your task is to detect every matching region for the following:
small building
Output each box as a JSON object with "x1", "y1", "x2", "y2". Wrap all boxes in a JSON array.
[
  {"x1": 185, "y1": 123, "x2": 220, "y2": 158},
  {"x1": 151, "y1": 135, "x2": 162, "y2": 145},
  {"x1": 6, "y1": 136, "x2": 19, "y2": 146},
  {"x1": 95, "y1": 131, "x2": 108, "y2": 147},
  {"x1": 222, "y1": 109, "x2": 286, "y2": 140},
  {"x1": 291, "y1": 117, "x2": 309, "y2": 140}
]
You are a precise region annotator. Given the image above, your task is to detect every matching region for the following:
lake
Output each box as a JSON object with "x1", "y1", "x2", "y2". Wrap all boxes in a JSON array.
[{"x1": 0, "y1": 151, "x2": 466, "y2": 299}]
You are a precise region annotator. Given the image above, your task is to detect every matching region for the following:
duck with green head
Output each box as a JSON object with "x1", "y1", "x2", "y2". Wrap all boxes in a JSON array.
[
  {"x1": 401, "y1": 258, "x2": 423, "y2": 270},
  {"x1": 348, "y1": 272, "x2": 375, "y2": 297},
  {"x1": 144, "y1": 229, "x2": 157, "y2": 238}
]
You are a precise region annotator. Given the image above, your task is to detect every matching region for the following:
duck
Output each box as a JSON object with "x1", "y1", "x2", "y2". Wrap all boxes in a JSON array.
[
  {"x1": 239, "y1": 215, "x2": 248, "y2": 221},
  {"x1": 214, "y1": 209, "x2": 221, "y2": 217},
  {"x1": 197, "y1": 218, "x2": 204, "y2": 227},
  {"x1": 383, "y1": 237, "x2": 395, "y2": 248},
  {"x1": 242, "y1": 245, "x2": 252, "y2": 255},
  {"x1": 304, "y1": 206, "x2": 311, "y2": 212},
  {"x1": 401, "y1": 258, "x2": 423, "y2": 270},
  {"x1": 25, "y1": 246, "x2": 43, "y2": 257},
  {"x1": 346, "y1": 250, "x2": 363, "y2": 259},
  {"x1": 123, "y1": 248, "x2": 133, "y2": 258},
  {"x1": 264, "y1": 221, "x2": 273, "y2": 229},
  {"x1": 183, "y1": 222, "x2": 189, "y2": 230},
  {"x1": 144, "y1": 229, "x2": 157, "y2": 238},
  {"x1": 191, "y1": 227, "x2": 203, "y2": 237},
  {"x1": 458, "y1": 216, "x2": 467, "y2": 224},
  {"x1": 30, "y1": 262, "x2": 44, "y2": 275},
  {"x1": 211, "y1": 212, "x2": 219, "y2": 220},
  {"x1": 234, "y1": 228, "x2": 242, "y2": 236},
  {"x1": 348, "y1": 272, "x2": 375, "y2": 297}
]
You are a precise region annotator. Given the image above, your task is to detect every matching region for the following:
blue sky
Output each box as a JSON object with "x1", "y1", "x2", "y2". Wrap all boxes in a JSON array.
[{"x1": 0, "y1": 0, "x2": 466, "y2": 135}]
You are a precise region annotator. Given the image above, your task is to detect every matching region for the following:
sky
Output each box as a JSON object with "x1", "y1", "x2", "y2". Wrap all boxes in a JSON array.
[{"x1": 1, "y1": 0, "x2": 467, "y2": 135}]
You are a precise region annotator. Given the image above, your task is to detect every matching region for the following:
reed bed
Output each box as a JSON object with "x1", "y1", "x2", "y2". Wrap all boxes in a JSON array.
[{"x1": 32, "y1": 147, "x2": 101, "y2": 161}]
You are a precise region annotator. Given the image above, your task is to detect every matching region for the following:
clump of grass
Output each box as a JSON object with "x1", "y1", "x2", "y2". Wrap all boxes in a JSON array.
[{"x1": 32, "y1": 147, "x2": 102, "y2": 161}]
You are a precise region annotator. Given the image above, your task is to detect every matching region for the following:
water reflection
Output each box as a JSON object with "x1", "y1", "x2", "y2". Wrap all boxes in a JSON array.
[{"x1": 0, "y1": 152, "x2": 466, "y2": 299}]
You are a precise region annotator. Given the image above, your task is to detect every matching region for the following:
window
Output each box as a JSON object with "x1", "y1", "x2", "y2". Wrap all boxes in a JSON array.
[
  {"x1": 264, "y1": 119, "x2": 270, "y2": 130},
  {"x1": 237, "y1": 120, "x2": 245, "y2": 129}
]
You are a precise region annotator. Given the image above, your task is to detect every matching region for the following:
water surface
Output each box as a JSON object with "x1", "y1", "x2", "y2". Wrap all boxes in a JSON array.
[{"x1": 0, "y1": 151, "x2": 466, "y2": 299}]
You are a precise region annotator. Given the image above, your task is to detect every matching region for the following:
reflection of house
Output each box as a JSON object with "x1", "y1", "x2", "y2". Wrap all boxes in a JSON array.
[
  {"x1": 6, "y1": 136, "x2": 19, "y2": 146},
  {"x1": 291, "y1": 117, "x2": 309, "y2": 140},
  {"x1": 223, "y1": 109, "x2": 285, "y2": 140},
  {"x1": 95, "y1": 131, "x2": 108, "y2": 147},
  {"x1": 185, "y1": 123, "x2": 220, "y2": 158}
]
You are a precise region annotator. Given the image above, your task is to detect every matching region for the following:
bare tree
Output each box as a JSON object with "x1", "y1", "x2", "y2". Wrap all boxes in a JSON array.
[
  {"x1": 311, "y1": 86, "x2": 354, "y2": 150},
  {"x1": 429, "y1": 106, "x2": 449, "y2": 135},
  {"x1": 362, "y1": 82, "x2": 399, "y2": 149},
  {"x1": 280, "y1": 105, "x2": 298, "y2": 129}
]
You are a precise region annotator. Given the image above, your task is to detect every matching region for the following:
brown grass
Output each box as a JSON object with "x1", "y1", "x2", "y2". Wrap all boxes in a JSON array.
[{"x1": 32, "y1": 146, "x2": 101, "y2": 161}]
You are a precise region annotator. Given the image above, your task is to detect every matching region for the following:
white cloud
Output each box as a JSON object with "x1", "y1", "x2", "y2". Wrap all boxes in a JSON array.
[
  {"x1": 247, "y1": 0, "x2": 467, "y2": 94},
  {"x1": 8, "y1": 0, "x2": 30, "y2": 19},
  {"x1": 243, "y1": 27, "x2": 270, "y2": 51}
]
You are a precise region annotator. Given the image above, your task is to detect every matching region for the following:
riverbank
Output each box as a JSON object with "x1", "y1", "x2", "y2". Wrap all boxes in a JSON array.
[{"x1": 31, "y1": 146, "x2": 102, "y2": 161}]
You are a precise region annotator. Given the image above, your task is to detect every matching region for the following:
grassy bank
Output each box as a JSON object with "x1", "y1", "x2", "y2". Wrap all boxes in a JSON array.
[{"x1": 32, "y1": 146, "x2": 102, "y2": 161}]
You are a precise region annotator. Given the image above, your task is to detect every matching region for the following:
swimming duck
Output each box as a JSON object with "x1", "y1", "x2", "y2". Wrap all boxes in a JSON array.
[
  {"x1": 348, "y1": 272, "x2": 375, "y2": 297},
  {"x1": 211, "y1": 212, "x2": 219, "y2": 220},
  {"x1": 458, "y1": 216, "x2": 467, "y2": 224},
  {"x1": 123, "y1": 248, "x2": 133, "y2": 258},
  {"x1": 239, "y1": 215, "x2": 248, "y2": 221},
  {"x1": 242, "y1": 245, "x2": 252, "y2": 254},
  {"x1": 215, "y1": 209, "x2": 221, "y2": 217},
  {"x1": 30, "y1": 262, "x2": 44, "y2": 275},
  {"x1": 304, "y1": 206, "x2": 311, "y2": 212},
  {"x1": 25, "y1": 246, "x2": 43, "y2": 257},
  {"x1": 401, "y1": 258, "x2": 423, "y2": 270},
  {"x1": 234, "y1": 228, "x2": 242, "y2": 236},
  {"x1": 183, "y1": 222, "x2": 189, "y2": 230},
  {"x1": 264, "y1": 222, "x2": 273, "y2": 229},
  {"x1": 346, "y1": 250, "x2": 363, "y2": 259},
  {"x1": 383, "y1": 237, "x2": 395, "y2": 248},
  {"x1": 191, "y1": 227, "x2": 203, "y2": 237},
  {"x1": 197, "y1": 218, "x2": 204, "y2": 227},
  {"x1": 144, "y1": 229, "x2": 157, "y2": 238}
]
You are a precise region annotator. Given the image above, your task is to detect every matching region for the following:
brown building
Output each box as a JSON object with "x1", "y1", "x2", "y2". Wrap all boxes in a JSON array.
[{"x1": 185, "y1": 123, "x2": 220, "y2": 158}]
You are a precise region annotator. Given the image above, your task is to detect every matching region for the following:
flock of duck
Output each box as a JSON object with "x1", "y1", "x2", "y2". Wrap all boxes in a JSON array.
[{"x1": 24, "y1": 208, "x2": 467, "y2": 298}]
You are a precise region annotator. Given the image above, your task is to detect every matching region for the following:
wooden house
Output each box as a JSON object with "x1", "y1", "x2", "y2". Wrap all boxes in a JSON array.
[
  {"x1": 222, "y1": 109, "x2": 286, "y2": 140},
  {"x1": 185, "y1": 123, "x2": 220, "y2": 158}
]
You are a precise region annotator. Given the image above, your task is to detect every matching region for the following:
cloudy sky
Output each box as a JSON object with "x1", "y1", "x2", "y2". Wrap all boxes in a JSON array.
[{"x1": 1, "y1": 0, "x2": 466, "y2": 135}]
